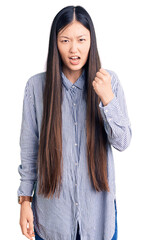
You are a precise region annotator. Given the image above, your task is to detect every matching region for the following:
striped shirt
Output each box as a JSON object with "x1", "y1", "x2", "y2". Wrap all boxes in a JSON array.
[{"x1": 17, "y1": 68, "x2": 132, "y2": 240}]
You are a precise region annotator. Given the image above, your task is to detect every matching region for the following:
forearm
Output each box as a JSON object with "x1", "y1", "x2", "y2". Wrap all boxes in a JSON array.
[{"x1": 99, "y1": 71, "x2": 132, "y2": 151}]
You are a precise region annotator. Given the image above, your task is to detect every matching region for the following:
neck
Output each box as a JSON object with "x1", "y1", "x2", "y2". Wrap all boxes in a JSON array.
[{"x1": 62, "y1": 67, "x2": 83, "y2": 84}]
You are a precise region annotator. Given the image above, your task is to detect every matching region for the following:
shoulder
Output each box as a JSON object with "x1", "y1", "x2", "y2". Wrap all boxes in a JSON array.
[
  {"x1": 25, "y1": 71, "x2": 46, "y2": 96},
  {"x1": 24, "y1": 72, "x2": 46, "y2": 105},
  {"x1": 26, "y1": 71, "x2": 46, "y2": 89}
]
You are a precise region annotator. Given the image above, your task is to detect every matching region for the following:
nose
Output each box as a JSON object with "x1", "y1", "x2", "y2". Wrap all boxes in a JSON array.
[{"x1": 69, "y1": 41, "x2": 78, "y2": 53}]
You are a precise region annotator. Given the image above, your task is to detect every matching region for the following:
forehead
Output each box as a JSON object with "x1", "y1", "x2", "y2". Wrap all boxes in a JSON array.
[{"x1": 58, "y1": 21, "x2": 90, "y2": 37}]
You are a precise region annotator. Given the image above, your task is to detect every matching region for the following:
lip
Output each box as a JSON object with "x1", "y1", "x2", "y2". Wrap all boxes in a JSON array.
[
  {"x1": 69, "y1": 57, "x2": 80, "y2": 65},
  {"x1": 69, "y1": 56, "x2": 80, "y2": 59}
]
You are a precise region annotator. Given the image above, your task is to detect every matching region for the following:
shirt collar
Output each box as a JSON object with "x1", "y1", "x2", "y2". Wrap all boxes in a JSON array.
[{"x1": 61, "y1": 68, "x2": 86, "y2": 91}]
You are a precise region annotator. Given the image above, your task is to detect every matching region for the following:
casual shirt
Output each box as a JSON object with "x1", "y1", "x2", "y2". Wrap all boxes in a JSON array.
[{"x1": 17, "y1": 68, "x2": 132, "y2": 240}]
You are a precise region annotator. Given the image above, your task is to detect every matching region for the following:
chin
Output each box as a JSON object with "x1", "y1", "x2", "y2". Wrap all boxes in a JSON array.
[{"x1": 68, "y1": 64, "x2": 83, "y2": 71}]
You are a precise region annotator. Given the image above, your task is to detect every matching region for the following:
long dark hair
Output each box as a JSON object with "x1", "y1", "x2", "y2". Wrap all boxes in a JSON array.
[{"x1": 37, "y1": 5, "x2": 109, "y2": 198}]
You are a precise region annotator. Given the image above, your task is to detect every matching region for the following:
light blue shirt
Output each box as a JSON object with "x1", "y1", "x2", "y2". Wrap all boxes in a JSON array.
[{"x1": 17, "y1": 68, "x2": 132, "y2": 240}]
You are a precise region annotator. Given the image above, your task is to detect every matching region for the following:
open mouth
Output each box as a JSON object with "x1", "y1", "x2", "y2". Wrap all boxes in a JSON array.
[
  {"x1": 69, "y1": 57, "x2": 81, "y2": 65},
  {"x1": 69, "y1": 57, "x2": 80, "y2": 60}
]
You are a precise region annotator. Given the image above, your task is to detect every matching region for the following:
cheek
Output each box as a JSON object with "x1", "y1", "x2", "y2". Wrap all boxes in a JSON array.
[
  {"x1": 58, "y1": 47, "x2": 64, "y2": 56},
  {"x1": 59, "y1": 47, "x2": 69, "y2": 57},
  {"x1": 82, "y1": 47, "x2": 90, "y2": 61},
  {"x1": 58, "y1": 47, "x2": 67, "y2": 61},
  {"x1": 57, "y1": 43, "x2": 65, "y2": 56}
]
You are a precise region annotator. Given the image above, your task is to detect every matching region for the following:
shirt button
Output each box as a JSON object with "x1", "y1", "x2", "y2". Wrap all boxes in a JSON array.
[
  {"x1": 75, "y1": 162, "x2": 78, "y2": 166},
  {"x1": 105, "y1": 109, "x2": 108, "y2": 113},
  {"x1": 75, "y1": 143, "x2": 78, "y2": 146},
  {"x1": 74, "y1": 122, "x2": 77, "y2": 125},
  {"x1": 72, "y1": 85, "x2": 75, "y2": 88},
  {"x1": 73, "y1": 103, "x2": 76, "y2": 106},
  {"x1": 75, "y1": 202, "x2": 78, "y2": 206},
  {"x1": 108, "y1": 118, "x2": 112, "y2": 121}
]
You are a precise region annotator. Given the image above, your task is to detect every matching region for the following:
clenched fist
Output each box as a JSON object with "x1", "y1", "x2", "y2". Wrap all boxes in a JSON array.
[{"x1": 92, "y1": 68, "x2": 114, "y2": 106}]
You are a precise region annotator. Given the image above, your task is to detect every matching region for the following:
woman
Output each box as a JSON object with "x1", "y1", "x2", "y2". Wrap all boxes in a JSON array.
[{"x1": 17, "y1": 5, "x2": 132, "y2": 240}]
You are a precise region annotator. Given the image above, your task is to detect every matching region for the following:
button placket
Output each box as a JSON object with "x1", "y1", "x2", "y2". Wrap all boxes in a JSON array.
[
  {"x1": 72, "y1": 97, "x2": 79, "y2": 212},
  {"x1": 73, "y1": 101, "x2": 78, "y2": 149},
  {"x1": 70, "y1": 89, "x2": 83, "y2": 218}
]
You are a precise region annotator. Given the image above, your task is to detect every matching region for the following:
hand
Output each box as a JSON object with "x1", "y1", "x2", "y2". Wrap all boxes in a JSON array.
[
  {"x1": 19, "y1": 201, "x2": 35, "y2": 240},
  {"x1": 92, "y1": 68, "x2": 114, "y2": 106}
]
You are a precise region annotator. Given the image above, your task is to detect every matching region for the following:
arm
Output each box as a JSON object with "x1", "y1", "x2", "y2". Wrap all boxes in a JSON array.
[
  {"x1": 17, "y1": 78, "x2": 38, "y2": 240},
  {"x1": 98, "y1": 70, "x2": 132, "y2": 151},
  {"x1": 17, "y1": 78, "x2": 39, "y2": 197}
]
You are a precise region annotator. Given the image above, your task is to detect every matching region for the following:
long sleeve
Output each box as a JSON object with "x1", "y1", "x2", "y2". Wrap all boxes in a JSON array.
[
  {"x1": 99, "y1": 70, "x2": 132, "y2": 151},
  {"x1": 17, "y1": 78, "x2": 39, "y2": 197}
]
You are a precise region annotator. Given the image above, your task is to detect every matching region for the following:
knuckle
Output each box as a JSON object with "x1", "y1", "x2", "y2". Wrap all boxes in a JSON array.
[
  {"x1": 96, "y1": 72, "x2": 100, "y2": 78},
  {"x1": 28, "y1": 217, "x2": 33, "y2": 223},
  {"x1": 19, "y1": 221, "x2": 23, "y2": 226},
  {"x1": 23, "y1": 231, "x2": 28, "y2": 237},
  {"x1": 96, "y1": 77, "x2": 99, "y2": 82}
]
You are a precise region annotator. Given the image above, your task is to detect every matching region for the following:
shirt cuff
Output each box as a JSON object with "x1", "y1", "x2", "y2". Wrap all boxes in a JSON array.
[
  {"x1": 17, "y1": 181, "x2": 36, "y2": 197},
  {"x1": 99, "y1": 95, "x2": 125, "y2": 126}
]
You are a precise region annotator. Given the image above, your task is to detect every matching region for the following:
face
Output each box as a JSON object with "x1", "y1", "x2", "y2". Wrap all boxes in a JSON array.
[{"x1": 57, "y1": 20, "x2": 91, "y2": 76}]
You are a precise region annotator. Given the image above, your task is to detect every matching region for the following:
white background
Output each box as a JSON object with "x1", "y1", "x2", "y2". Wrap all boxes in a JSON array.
[{"x1": 0, "y1": 0, "x2": 149, "y2": 239}]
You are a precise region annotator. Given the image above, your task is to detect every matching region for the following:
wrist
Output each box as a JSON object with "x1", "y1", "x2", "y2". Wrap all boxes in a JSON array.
[
  {"x1": 18, "y1": 196, "x2": 33, "y2": 204},
  {"x1": 21, "y1": 200, "x2": 31, "y2": 206},
  {"x1": 101, "y1": 92, "x2": 115, "y2": 106}
]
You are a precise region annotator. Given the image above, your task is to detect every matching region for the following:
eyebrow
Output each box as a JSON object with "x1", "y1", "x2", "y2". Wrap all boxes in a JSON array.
[{"x1": 59, "y1": 34, "x2": 87, "y2": 39}]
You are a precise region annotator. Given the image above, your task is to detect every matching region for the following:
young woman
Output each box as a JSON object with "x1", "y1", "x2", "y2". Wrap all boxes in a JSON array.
[{"x1": 17, "y1": 5, "x2": 132, "y2": 240}]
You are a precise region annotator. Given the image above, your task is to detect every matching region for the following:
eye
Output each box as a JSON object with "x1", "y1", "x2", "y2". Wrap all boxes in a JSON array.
[
  {"x1": 79, "y1": 38, "x2": 86, "y2": 42},
  {"x1": 61, "y1": 40, "x2": 69, "y2": 43}
]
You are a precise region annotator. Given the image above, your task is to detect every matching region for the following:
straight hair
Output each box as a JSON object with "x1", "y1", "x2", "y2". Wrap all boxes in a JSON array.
[{"x1": 37, "y1": 5, "x2": 110, "y2": 198}]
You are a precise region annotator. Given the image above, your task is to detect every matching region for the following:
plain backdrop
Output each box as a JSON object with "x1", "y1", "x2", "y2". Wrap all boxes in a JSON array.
[{"x1": 0, "y1": 0, "x2": 149, "y2": 239}]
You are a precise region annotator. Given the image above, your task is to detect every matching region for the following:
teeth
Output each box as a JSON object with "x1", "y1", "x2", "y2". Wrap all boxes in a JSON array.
[{"x1": 70, "y1": 57, "x2": 79, "y2": 59}]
